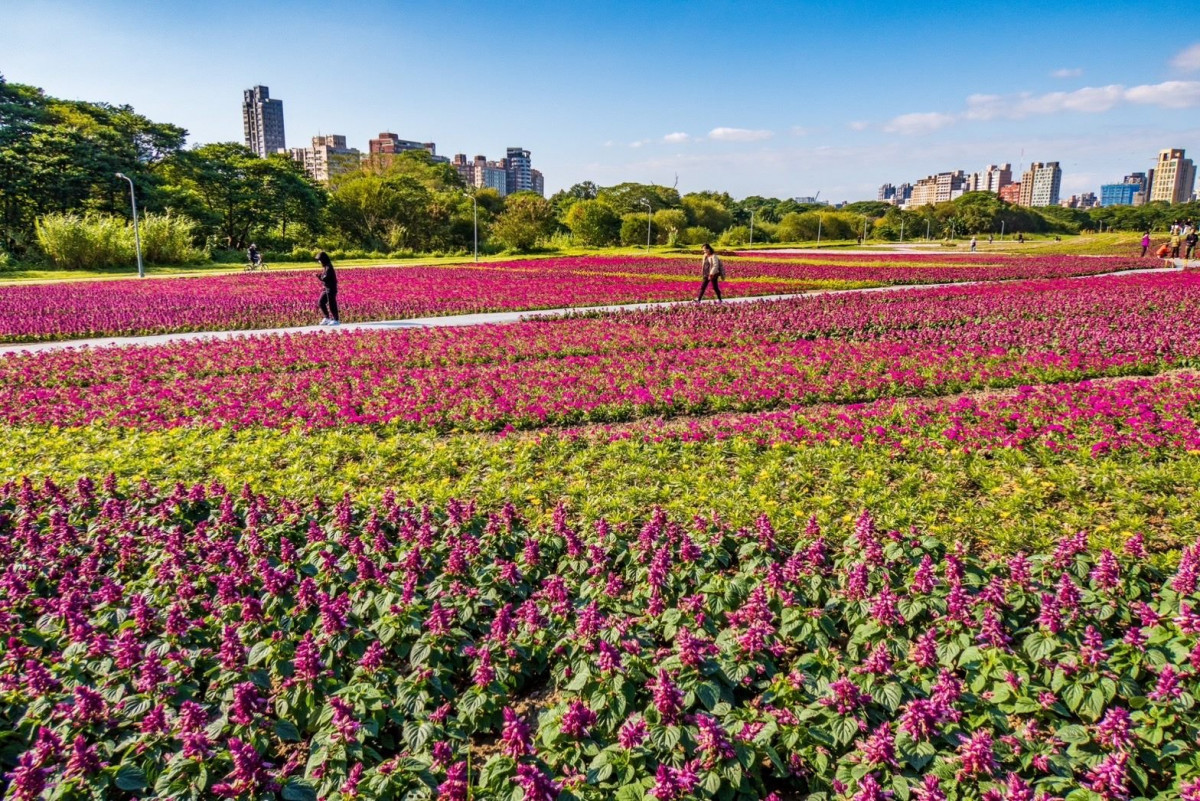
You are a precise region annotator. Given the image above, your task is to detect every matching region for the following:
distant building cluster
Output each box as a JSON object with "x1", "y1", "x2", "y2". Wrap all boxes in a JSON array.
[
  {"x1": 877, "y1": 148, "x2": 1196, "y2": 212},
  {"x1": 879, "y1": 161, "x2": 1063, "y2": 209},
  {"x1": 240, "y1": 85, "x2": 544, "y2": 195}
]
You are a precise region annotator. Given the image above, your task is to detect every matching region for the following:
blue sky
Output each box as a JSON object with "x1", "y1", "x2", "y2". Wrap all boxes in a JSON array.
[{"x1": 5, "y1": 0, "x2": 1200, "y2": 201}]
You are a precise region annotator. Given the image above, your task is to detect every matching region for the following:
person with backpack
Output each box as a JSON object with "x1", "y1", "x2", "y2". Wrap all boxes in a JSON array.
[
  {"x1": 1141, "y1": 231, "x2": 1151, "y2": 257},
  {"x1": 316, "y1": 251, "x2": 340, "y2": 326},
  {"x1": 697, "y1": 243, "x2": 724, "y2": 302}
]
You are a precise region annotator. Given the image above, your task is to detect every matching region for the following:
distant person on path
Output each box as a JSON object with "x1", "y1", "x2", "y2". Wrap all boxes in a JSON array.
[
  {"x1": 697, "y1": 243, "x2": 724, "y2": 303},
  {"x1": 247, "y1": 243, "x2": 261, "y2": 268},
  {"x1": 1141, "y1": 231, "x2": 1151, "y2": 257},
  {"x1": 1187, "y1": 229, "x2": 1198, "y2": 260},
  {"x1": 1017, "y1": 232, "x2": 1024, "y2": 244},
  {"x1": 1170, "y1": 231, "x2": 1182, "y2": 258},
  {"x1": 316, "y1": 251, "x2": 340, "y2": 326},
  {"x1": 970, "y1": 236, "x2": 977, "y2": 252}
]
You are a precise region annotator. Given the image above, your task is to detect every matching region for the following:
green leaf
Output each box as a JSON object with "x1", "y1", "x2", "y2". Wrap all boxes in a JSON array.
[
  {"x1": 275, "y1": 719, "x2": 302, "y2": 742},
  {"x1": 282, "y1": 779, "x2": 319, "y2": 801},
  {"x1": 696, "y1": 681, "x2": 720, "y2": 710},
  {"x1": 114, "y1": 765, "x2": 147, "y2": 792},
  {"x1": 1056, "y1": 724, "x2": 1089, "y2": 745}
]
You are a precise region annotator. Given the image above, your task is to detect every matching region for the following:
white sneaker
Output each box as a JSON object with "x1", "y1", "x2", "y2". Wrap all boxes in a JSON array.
[
  {"x1": 328, "y1": 320, "x2": 341, "y2": 326},
  {"x1": 319, "y1": 318, "x2": 330, "y2": 326}
]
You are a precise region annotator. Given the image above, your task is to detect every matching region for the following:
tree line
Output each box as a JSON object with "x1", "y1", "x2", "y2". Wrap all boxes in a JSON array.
[{"x1": 3, "y1": 75, "x2": 1198, "y2": 268}]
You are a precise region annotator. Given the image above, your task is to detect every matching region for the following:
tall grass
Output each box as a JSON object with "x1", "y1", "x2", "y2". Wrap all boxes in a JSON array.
[{"x1": 35, "y1": 212, "x2": 205, "y2": 270}]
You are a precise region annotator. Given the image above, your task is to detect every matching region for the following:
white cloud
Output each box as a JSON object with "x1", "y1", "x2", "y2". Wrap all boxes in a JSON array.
[
  {"x1": 789, "y1": 126, "x2": 809, "y2": 136},
  {"x1": 1125, "y1": 80, "x2": 1200, "y2": 108},
  {"x1": 662, "y1": 132, "x2": 691, "y2": 144},
  {"x1": 1172, "y1": 42, "x2": 1200, "y2": 72},
  {"x1": 882, "y1": 112, "x2": 956, "y2": 135},
  {"x1": 1051, "y1": 67, "x2": 1083, "y2": 79},
  {"x1": 629, "y1": 139, "x2": 650, "y2": 149},
  {"x1": 847, "y1": 121, "x2": 869, "y2": 131},
  {"x1": 708, "y1": 127, "x2": 774, "y2": 142}
]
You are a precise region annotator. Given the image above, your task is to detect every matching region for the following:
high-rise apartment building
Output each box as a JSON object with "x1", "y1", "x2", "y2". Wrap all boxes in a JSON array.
[
  {"x1": 1018, "y1": 162, "x2": 1061, "y2": 207},
  {"x1": 531, "y1": 169, "x2": 544, "y2": 197},
  {"x1": 369, "y1": 133, "x2": 437, "y2": 156},
  {"x1": 981, "y1": 164, "x2": 1013, "y2": 193},
  {"x1": 242, "y1": 85, "x2": 286, "y2": 157},
  {"x1": 1100, "y1": 173, "x2": 1149, "y2": 207},
  {"x1": 878, "y1": 183, "x2": 896, "y2": 203},
  {"x1": 453, "y1": 154, "x2": 509, "y2": 194},
  {"x1": 290, "y1": 135, "x2": 362, "y2": 184},
  {"x1": 504, "y1": 147, "x2": 534, "y2": 194},
  {"x1": 1149, "y1": 149, "x2": 1196, "y2": 204},
  {"x1": 998, "y1": 183, "x2": 1022, "y2": 204}
]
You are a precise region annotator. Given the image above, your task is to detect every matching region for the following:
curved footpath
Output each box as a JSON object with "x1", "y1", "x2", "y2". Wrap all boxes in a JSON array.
[{"x1": 0, "y1": 262, "x2": 1188, "y2": 356}]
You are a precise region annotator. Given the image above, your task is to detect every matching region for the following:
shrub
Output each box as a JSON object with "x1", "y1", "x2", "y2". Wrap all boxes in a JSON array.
[
  {"x1": 35, "y1": 212, "x2": 133, "y2": 270},
  {"x1": 137, "y1": 213, "x2": 206, "y2": 264},
  {"x1": 680, "y1": 226, "x2": 715, "y2": 246},
  {"x1": 718, "y1": 224, "x2": 752, "y2": 246}
]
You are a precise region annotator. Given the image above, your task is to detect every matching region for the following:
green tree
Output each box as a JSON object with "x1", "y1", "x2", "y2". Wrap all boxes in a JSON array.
[
  {"x1": 620, "y1": 214, "x2": 656, "y2": 247},
  {"x1": 651, "y1": 209, "x2": 688, "y2": 245},
  {"x1": 682, "y1": 196, "x2": 733, "y2": 234},
  {"x1": 565, "y1": 200, "x2": 621, "y2": 247},
  {"x1": 596, "y1": 182, "x2": 681, "y2": 215},
  {"x1": 323, "y1": 170, "x2": 432, "y2": 252},
  {"x1": 491, "y1": 192, "x2": 555, "y2": 251}
]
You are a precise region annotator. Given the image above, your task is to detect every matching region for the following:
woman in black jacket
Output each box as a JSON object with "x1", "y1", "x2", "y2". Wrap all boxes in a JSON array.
[{"x1": 316, "y1": 251, "x2": 339, "y2": 326}]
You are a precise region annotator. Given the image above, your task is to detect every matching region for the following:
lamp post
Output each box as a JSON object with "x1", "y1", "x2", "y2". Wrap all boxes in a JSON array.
[
  {"x1": 640, "y1": 198, "x2": 652, "y2": 250},
  {"x1": 115, "y1": 172, "x2": 143, "y2": 278},
  {"x1": 816, "y1": 215, "x2": 823, "y2": 245},
  {"x1": 749, "y1": 210, "x2": 755, "y2": 247},
  {"x1": 899, "y1": 218, "x2": 904, "y2": 244},
  {"x1": 926, "y1": 218, "x2": 931, "y2": 241},
  {"x1": 1000, "y1": 220, "x2": 1005, "y2": 240},
  {"x1": 464, "y1": 191, "x2": 478, "y2": 262}
]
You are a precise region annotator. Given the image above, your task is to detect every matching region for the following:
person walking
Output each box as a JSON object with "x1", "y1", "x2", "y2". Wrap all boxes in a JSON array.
[
  {"x1": 316, "y1": 251, "x2": 340, "y2": 326},
  {"x1": 697, "y1": 243, "x2": 724, "y2": 303},
  {"x1": 1141, "y1": 231, "x2": 1151, "y2": 257},
  {"x1": 1170, "y1": 230, "x2": 1182, "y2": 258},
  {"x1": 970, "y1": 236, "x2": 977, "y2": 252},
  {"x1": 1186, "y1": 228, "x2": 1198, "y2": 261}
]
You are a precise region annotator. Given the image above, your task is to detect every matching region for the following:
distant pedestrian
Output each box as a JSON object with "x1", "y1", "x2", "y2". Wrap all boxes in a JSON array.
[
  {"x1": 316, "y1": 251, "x2": 340, "y2": 326},
  {"x1": 1170, "y1": 232, "x2": 1182, "y2": 258},
  {"x1": 970, "y1": 236, "x2": 977, "y2": 252},
  {"x1": 1017, "y1": 232, "x2": 1024, "y2": 244},
  {"x1": 1186, "y1": 229, "x2": 1198, "y2": 260},
  {"x1": 1141, "y1": 231, "x2": 1151, "y2": 257},
  {"x1": 697, "y1": 243, "x2": 724, "y2": 303}
]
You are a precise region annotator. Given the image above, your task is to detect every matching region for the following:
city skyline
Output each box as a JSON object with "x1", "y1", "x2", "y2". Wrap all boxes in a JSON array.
[{"x1": 6, "y1": 0, "x2": 1200, "y2": 201}]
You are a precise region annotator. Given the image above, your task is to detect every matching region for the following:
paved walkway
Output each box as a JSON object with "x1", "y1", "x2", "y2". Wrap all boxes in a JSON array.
[{"x1": 0, "y1": 262, "x2": 1188, "y2": 356}]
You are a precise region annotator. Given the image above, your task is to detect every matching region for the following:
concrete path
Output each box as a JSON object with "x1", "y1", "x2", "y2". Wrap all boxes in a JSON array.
[{"x1": 0, "y1": 262, "x2": 1189, "y2": 356}]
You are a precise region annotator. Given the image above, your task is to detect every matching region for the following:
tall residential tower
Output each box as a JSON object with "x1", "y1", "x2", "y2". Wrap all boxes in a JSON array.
[
  {"x1": 1149, "y1": 149, "x2": 1196, "y2": 205},
  {"x1": 242, "y1": 85, "x2": 286, "y2": 158}
]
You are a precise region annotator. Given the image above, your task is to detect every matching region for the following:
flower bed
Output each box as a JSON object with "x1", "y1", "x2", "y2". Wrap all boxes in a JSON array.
[
  {"x1": 0, "y1": 254, "x2": 1156, "y2": 343},
  {"x1": 3, "y1": 273, "x2": 1198, "y2": 433},
  {"x1": 1, "y1": 480, "x2": 1197, "y2": 799}
]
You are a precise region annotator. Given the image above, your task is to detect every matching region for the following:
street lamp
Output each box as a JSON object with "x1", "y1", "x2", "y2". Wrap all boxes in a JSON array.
[
  {"x1": 899, "y1": 218, "x2": 904, "y2": 244},
  {"x1": 463, "y1": 191, "x2": 478, "y2": 262},
  {"x1": 115, "y1": 172, "x2": 144, "y2": 278},
  {"x1": 749, "y1": 209, "x2": 755, "y2": 247},
  {"x1": 639, "y1": 198, "x2": 652, "y2": 250},
  {"x1": 925, "y1": 218, "x2": 931, "y2": 241},
  {"x1": 816, "y1": 214, "x2": 823, "y2": 245}
]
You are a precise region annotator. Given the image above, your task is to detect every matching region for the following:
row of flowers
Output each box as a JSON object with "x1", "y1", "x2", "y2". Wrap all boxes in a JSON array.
[
  {"x1": 1, "y1": 479, "x2": 1198, "y2": 799},
  {"x1": 2, "y1": 272, "x2": 1198, "y2": 432},
  {"x1": 0, "y1": 254, "x2": 1155, "y2": 342}
]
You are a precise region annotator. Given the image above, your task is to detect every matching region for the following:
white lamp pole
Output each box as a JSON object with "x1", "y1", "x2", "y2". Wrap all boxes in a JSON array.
[
  {"x1": 464, "y1": 191, "x2": 478, "y2": 262},
  {"x1": 640, "y1": 198, "x2": 652, "y2": 250},
  {"x1": 749, "y1": 210, "x2": 755, "y2": 246},
  {"x1": 115, "y1": 172, "x2": 144, "y2": 278},
  {"x1": 816, "y1": 215, "x2": 822, "y2": 245},
  {"x1": 899, "y1": 219, "x2": 904, "y2": 243}
]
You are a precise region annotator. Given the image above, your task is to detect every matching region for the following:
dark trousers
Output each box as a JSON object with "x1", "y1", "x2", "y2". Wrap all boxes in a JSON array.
[
  {"x1": 697, "y1": 275, "x2": 723, "y2": 302},
  {"x1": 1141, "y1": 246, "x2": 1148, "y2": 257},
  {"x1": 319, "y1": 288, "x2": 339, "y2": 321}
]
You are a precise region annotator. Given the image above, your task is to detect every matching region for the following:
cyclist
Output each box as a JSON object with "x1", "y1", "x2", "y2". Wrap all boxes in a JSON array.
[{"x1": 247, "y1": 243, "x2": 262, "y2": 271}]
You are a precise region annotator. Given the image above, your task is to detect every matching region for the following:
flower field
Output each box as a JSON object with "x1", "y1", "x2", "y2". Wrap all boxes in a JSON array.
[
  {"x1": 2, "y1": 480, "x2": 1199, "y2": 800},
  {"x1": 2, "y1": 271, "x2": 1196, "y2": 432},
  {"x1": 0, "y1": 254, "x2": 1154, "y2": 343},
  {"x1": 3, "y1": 256, "x2": 1200, "y2": 799}
]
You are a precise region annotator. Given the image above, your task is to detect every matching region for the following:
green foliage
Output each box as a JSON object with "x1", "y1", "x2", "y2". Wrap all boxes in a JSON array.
[
  {"x1": 491, "y1": 192, "x2": 556, "y2": 251},
  {"x1": 718, "y1": 225, "x2": 752, "y2": 246},
  {"x1": 596, "y1": 183, "x2": 681, "y2": 215},
  {"x1": 651, "y1": 209, "x2": 688, "y2": 245},
  {"x1": 34, "y1": 211, "x2": 204, "y2": 268},
  {"x1": 620, "y1": 214, "x2": 655, "y2": 247},
  {"x1": 35, "y1": 212, "x2": 132, "y2": 269},
  {"x1": 0, "y1": 75, "x2": 187, "y2": 257},
  {"x1": 775, "y1": 211, "x2": 859, "y2": 242},
  {"x1": 680, "y1": 226, "x2": 715, "y2": 246},
  {"x1": 565, "y1": 200, "x2": 622, "y2": 247},
  {"x1": 682, "y1": 195, "x2": 734, "y2": 233}
]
